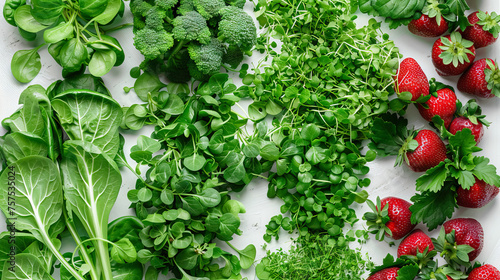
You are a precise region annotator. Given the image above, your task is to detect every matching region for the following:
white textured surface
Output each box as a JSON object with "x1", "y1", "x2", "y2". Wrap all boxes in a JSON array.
[{"x1": 0, "y1": 1, "x2": 499, "y2": 279}]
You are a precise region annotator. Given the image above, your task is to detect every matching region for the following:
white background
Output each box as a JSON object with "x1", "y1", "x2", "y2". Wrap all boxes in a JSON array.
[{"x1": 0, "y1": 0, "x2": 499, "y2": 279}]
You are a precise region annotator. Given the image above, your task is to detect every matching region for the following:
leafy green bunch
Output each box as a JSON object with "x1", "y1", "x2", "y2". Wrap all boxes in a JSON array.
[
  {"x1": 359, "y1": 0, "x2": 470, "y2": 29},
  {"x1": 3, "y1": 0, "x2": 127, "y2": 82},
  {"x1": 0, "y1": 75, "x2": 145, "y2": 279},
  {"x1": 255, "y1": 234, "x2": 374, "y2": 280},
  {"x1": 122, "y1": 73, "x2": 262, "y2": 279},
  {"x1": 240, "y1": 0, "x2": 400, "y2": 243},
  {"x1": 129, "y1": 0, "x2": 257, "y2": 83}
]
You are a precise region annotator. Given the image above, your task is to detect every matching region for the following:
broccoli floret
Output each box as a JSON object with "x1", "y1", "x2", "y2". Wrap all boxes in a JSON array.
[
  {"x1": 130, "y1": 0, "x2": 153, "y2": 17},
  {"x1": 223, "y1": 45, "x2": 244, "y2": 68},
  {"x1": 134, "y1": 28, "x2": 174, "y2": 60},
  {"x1": 172, "y1": 11, "x2": 212, "y2": 44},
  {"x1": 187, "y1": 38, "x2": 224, "y2": 74},
  {"x1": 133, "y1": 16, "x2": 146, "y2": 31},
  {"x1": 178, "y1": 0, "x2": 195, "y2": 15},
  {"x1": 187, "y1": 59, "x2": 211, "y2": 81},
  {"x1": 224, "y1": 0, "x2": 245, "y2": 8},
  {"x1": 154, "y1": 0, "x2": 179, "y2": 9},
  {"x1": 193, "y1": 0, "x2": 226, "y2": 20},
  {"x1": 218, "y1": 6, "x2": 257, "y2": 51},
  {"x1": 145, "y1": 6, "x2": 167, "y2": 30}
]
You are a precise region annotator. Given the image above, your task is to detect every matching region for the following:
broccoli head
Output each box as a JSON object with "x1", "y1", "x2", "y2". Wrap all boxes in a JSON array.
[
  {"x1": 218, "y1": 6, "x2": 257, "y2": 52},
  {"x1": 154, "y1": 0, "x2": 179, "y2": 10},
  {"x1": 193, "y1": 0, "x2": 226, "y2": 20},
  {"x1": 172, "y1": 11, "x2": 212, "y2": 44},
  {"x1": 145, "y1": 6, "x2": 167, "y2": 30},
  {"x1": 187, "y1": 60, "x2": 212, "y2": 81},
  {"x1": 178, "y1": 0, "x2": 195, "y2": 15},
  {"x1": 134, "y1": 28, "x2": 174, "y2": 60},
  {"x1": 187, "y1": 38, "x2": 224, "y2": 74},
  {"x1": 223, "y1": 45, "x2": 244, "y2": 68},
  {"x1": 130, "y1": 0, "x2": 153, "y2": 17},
  {"x1": 224, "y1": 0, "x2": 245, "y2": 8}
]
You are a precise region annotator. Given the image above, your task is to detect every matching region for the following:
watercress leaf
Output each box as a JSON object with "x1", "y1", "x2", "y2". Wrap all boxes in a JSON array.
[
  {"x1": 134, "y1": 72, "x2": 165, "y2": 102},
  {"x1": 111, "y1": 238, "x2": 137, "y2": 264},
  {"x1": 182, "y1": 197, "x2": 206, "y2": 216},
  {"x1": 160, "y1": 189, "x2": 175, "y2": 205},
  {"x1": 162, "y1": 94, "x2": 184, "y2": 115},
  {"x1": 11, "y1": 48, "x2": 41, "y2": 83},
  {"x1": 1, "y1": 253, "x2": 54, "y2": 280},
  {"x1": 222, "y1": 200, "x2": 246, "y2": 215},
  {"x1": 89, "y1": 49, "x2": 117, "y2": 77},
  {"x1": 137, "y1": 249, "x2": 153, "y2": 264},
  {"x1": 197, "y1": 188, "x2": 221, "y2": 208},
  {"x1": 217, "y1": 213, "x2": 241, "y2": 241},
  {"x1": 184, "y1": 153, "x2": 207, "y2": 171},
  {"x1": 94, "y1": 0, "x2": 122, "y2": 25},
  {"x1": 175, "y1": 248, "x2": 199, "y2": 270},
  {"x1": 137, "y1": 188, "x2": 153, "y2": 202},
  {"x1": 234, "y1": 244, "x2": 256, "y2": 270},
  {"x1": 14, "y1": 5, "x2": 49, "y2": 33},
  {"x1": 0, "y1": 156, "x2": 63, "y2": 242},
  {"x1": 260, "y1": 143, "x2": 279, "y2": 161},
  {"x1": 136, "y1": 135, "x2": 161, "y2": 153},
  {"x1": 305, "y1": 146, "x2": 327, "y2": 165},
  {"x1": 124, "y1": 105, "x2": 147, "y2": 130},
  {"x1": 144, "y1": 266, "x2": 159, "y2": 280},
  {"x1": 59, "y1": 38, "x2": 88, "y2": 73},
  {"x1": 43, "y1": 21, "x2": 73, "y2": 43},
  {"x1": 301, "y1": 124, "x2": 321, "y2": 141},
  {"x1": 54, "y1": 90, "x2": 123, "y2": 157},
  {"x1": 172, "y1": 234, "x2": 193, "y2": 249},
  {"x1": 248, "y1": 102, "x2": 267, "y2": 121},
  {"x1": 79, "y1": 0, "x2": 107, "y2": 18},
  {"x1": 223, "y1": 157, "x2": 246, "y2": 183},
  {"x1": 243, "y1": 143, "x2": 260, "y2": 158}
]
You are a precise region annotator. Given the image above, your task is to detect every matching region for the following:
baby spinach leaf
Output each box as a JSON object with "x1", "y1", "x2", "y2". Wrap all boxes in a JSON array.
[
  {"x1": 196, "y1": 188, "x2": 221, "y2": 208},
  {"x1": 89, "y1": 49, "x2": 117, "y2": 77},
  {"x1": 134, "y1": 72, "x2": 166, "y2": 102},
  {"x1": 11, "y1": 48, "x2": 41, "y2": 83},
  {"x1": 111, "y1": 261, "x2": 143, "y2": 280},
  {"x1": 217, "y1": 213, "x2": 240, "y2": 241},
  {"x1": 175, "y1": 248, "x2": 199, "y2": 270},
  {"x1": 94, "y1": 0, "x2": 122, "y2": 25},
  {"x1": 59, "y1": 38, "x2": 88, "y2": 73},
  {"x1": 13, "y1": 5, "x2": 48, "y2": 33},
  {"x1": 108, "y1": 216, "x2": 145, "y2": 252},
  {"x1": 43, "y1": 21, "x2": 74, "y2": 44},
  {"x1": 184, "y1": 153, "x2": 207, "y2": 171},
  {"x1": 79, "y1": 0, "x2": 107, "y2": 18},
  {"x1": 111, "y1": 238, "x2": 137, "y2": 264},
  {"x1": 30, "y1": 0, "x2": 63, "y2": 25},
  {"x1": 3, "y1": 0, "x2": 26, "y2": 26}
]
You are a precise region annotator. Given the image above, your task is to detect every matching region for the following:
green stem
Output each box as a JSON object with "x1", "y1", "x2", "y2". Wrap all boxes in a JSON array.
[{"x1": 166, "y1": 40, "x2": 188, "y2": 65}]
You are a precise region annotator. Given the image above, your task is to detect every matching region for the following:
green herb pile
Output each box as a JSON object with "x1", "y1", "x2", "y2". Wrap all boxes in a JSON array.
[
  {"x1": 242, "y1": 0, "x2": 400, "y2": 244},
  {"x1": 129, "y1": 0, "x2": 257, "y2": 83},
  {"x1": 255, "y1": 234, "x2": 374, "y2": 280},
  {"x1": 4, "y1": 0, "x2": 127, "y2": 83},
  {"x1": 0, "y1": 75, "x2": 144, "y2": 279},
  {"x1": 122, "y1": 73, "x2": 266, "y2": 279}
]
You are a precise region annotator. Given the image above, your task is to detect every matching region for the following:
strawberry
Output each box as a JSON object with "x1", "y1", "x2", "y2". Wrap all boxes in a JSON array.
[
  {"x1": 448, "y1": 99, "x2": 490, "y2": 144},
  {"x1": 468, "y1": 264, "x2": 500, "y2": 279},
  {"x1": 395, "y1": 58, "x2": 430, "y2": 101},
  {"x1": 367, "y1": 267, "x2": 400, "y2": 280},
  {"x1": 460, "y1": 11, "x2": 500, "y2": 49},
  {"x1": 397, "y1": 229, "x2": 435, "y2": 258},
  {"x1": 364, "y1": 197, "x2": 415, "y2": 241},
  {"x1": 409, "y1": 14, "x2": 449, "y2": 37},
  {"x1": 432, "y1": 32, "x2": 476, "y2": 76},
  {"x1": 434, "y1": 218, "x2": 484, "y2": 269},
  {"x1": 417, "y1": 81, "x2": 457, "y2": 128},
  {"x1": 458, "y1": 58, "x2": 500, "y2": 98},
  {"x1": 405, "y1": 129, "x2": 447, "y2": 172},
  {"x1": 456, "y1": 177, "x2": 499, "y2": 208}
]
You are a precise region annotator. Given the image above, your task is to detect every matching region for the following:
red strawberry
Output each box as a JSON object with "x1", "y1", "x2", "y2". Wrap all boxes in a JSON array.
[
  {"x1": 409, "y1": 14, "x2": 449, "y2": 37},
  {"x1": 417, "y1": 87, "x2": 457, "y2": 128},
  {"x1": 456, "y1": 177, "x2": 499, "y2": 208},
  {"x1": 395, "y1": 58, "x2": 430, "y2": 101},
  {"x1": 460, "y1": 11, "x2": 500, "y2": 49},
  {"x1": 458, "y1": 58, "x2": 500, "y2": 98},
  {"x1": 405, "y1": 129, "x2": 447, "y2": 172},
  {"x1": 363, "y1": 197, "x2": 415, "y2": 241},
  {"x1": 367, "y1": 267, "x2": 400, "y2": 280},
  {"x1": 432, "y1": 32, "x2": 476, "y2": 76},
  {"x1": 449, "y1": 117, "x2": 484, "y2": 143},
  {"x1": 443, "y1": 218, "x2": 484, "y2": 262},
  {"x1": 468, "y1": 264, "x2": 500, "y2": 279},
  {"x1": 397, "y1": 229, "x2": 435, "y2": 257}
]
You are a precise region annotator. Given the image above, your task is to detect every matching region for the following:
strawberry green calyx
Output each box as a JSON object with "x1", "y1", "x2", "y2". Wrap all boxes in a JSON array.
[
  {"x1": 484, "y1": 59, "x2": 500, "y2": 97},
  {"x1": 363, "y1": 197, "x2": 392, "y2": 241},
  {"x1": 418, "y1": 262, "x2": 467, "y2": 280},
  {"x1": 438, "y1": 32, "x2": 474, "y2": 67},
  {"x1": 400, "y1": 246, "x2": 437, "y2": 269},
  {"x1": 432, "y1": 228, "x2": 474, "y2": 270},
  {"x1": 422, "y1": 0, "x2": 444, "y2": 26},
  {"x1": 455, "y1": 99, "x2": 490, "y2": 127},
  {"x1": 476, "y1": 11, "x2": 500, "y2": 38}
]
